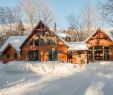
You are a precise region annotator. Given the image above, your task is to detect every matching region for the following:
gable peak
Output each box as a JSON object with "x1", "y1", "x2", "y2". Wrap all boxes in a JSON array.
[{"x1": 35, "y1": 20, "x2": 48, "y2": 30}]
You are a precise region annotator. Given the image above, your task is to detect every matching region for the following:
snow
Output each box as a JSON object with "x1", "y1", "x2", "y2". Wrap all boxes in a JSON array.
[
  {"x1": 0, "y1": 36, "x2": 27, "y2": 52},
  {"x1": 85, "y1": 28, "x2": 113, "y2": 42},
  {"x1": 0, "y1": 61, "x2": 113, "y2": 95},
  {"x1": 68, "y1": 42, "x2": 88, "y2": 50},
  {"x1": 2, "y1": 61, "x2": 84, "y2": 74},
  {"x1": 54, "y1": 32, "x2": 71, "y2": 38},
  {"x1": 84, "y1": 81, "x2": 105, "y2": 95},
  {"x1": 104, "y1": 29, "x2": 113, "y2": 41}
]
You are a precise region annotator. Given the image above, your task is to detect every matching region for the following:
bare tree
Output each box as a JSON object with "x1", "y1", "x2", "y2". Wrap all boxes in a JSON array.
[
  {"x1": 13, "y1": 6, "x2": 24, "y2": 30},
  {"x1": 102, "y1": 0, "x2": 113, "y2": 26},
  {"x1": 5, "y1": 7, "x2": 15, "y2": 30},
  {"x1": 0, "y1": 7, "x2": 6, "y2": 32},
  {"x1": 18, "y1": 0, "x2": 54, "y2": 28},
  {"x1": 67, "y1": 2, "x2": 98, "y2": 41},
  {"x1": 81, "y1": 2, "x2": 98, "y2": 35},
  {"x1": 40, "y1": 3, "x2": 54, "y2": 26},
  {"x1": 67, "y1": 14, "x2": 84, "y2": 41},
  {"x1": 97, "y1": 1, "x2": 106, "y2": 28}
]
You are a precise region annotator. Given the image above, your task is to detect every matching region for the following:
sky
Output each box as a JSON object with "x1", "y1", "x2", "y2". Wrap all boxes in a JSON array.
[{"x1": 0, "y1": 0, "x2": 102, "y2": 28}]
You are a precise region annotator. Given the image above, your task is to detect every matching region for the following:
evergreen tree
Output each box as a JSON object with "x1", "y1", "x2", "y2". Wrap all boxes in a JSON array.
[{"x1": 17, "y1": 20, "x2": 25, "y2": 35}]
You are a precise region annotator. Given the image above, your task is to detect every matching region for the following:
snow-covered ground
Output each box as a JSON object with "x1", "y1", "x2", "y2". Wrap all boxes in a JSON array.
[{"x1": 0, "y1": 61, "x2": 113, "y2": 95}]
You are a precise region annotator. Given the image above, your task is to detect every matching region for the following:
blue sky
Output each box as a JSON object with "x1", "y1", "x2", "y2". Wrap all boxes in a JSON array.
[{"x1": 0, "y1": 0, "x2": 101, "y2": 28}]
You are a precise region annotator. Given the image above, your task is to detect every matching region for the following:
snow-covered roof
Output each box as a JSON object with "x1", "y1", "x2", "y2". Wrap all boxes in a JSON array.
[
  {"x1": 0, "y1": 36, "x2": 27, "y2": 52},
  {"x1": 68, "y1": 42, "x2": 88, "y2": 51},
  {"x1": 104, "y1": 28, "x2": 113, "y2": 41},
  {"x1": 55, "y1": 32, "x2": 71, "y2": 38},
  {"x1": 85, "y1": 28, "x2": 113, "y2": 42},
  {"x1": 52, "y1": 32, "x2": 68, "y2": 46}
]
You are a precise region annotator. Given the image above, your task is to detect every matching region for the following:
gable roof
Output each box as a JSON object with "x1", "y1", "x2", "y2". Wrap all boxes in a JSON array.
[
  {"x1": 20, "y1": 20, "x2": 68, "y2": 48},
  {"x1": 0, "y1": 36, "x2": 27, "y2": 52},
  {"x1": 67, "y1": 42, "x2": 88, "y2": 51},
  {"x1": 20, "y1": 21, "x2": 50, "y2": 48},
  {"x1": 85, "y1": 28, "x2": 113, "y2": 43},
  {"x1": 53, "y1": 32, "x2": 69, "y2": 46},
  {"x1": 104, "y1": 28, "x2": 113, "y2": 41},
  {"x1": 1, "y1": 43, "x2": 15, "y2": 54}
]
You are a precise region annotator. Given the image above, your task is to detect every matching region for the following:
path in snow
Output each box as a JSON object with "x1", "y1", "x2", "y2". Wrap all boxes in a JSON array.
[
  {"x1": 1, "y1": 62, "x2": 113, "y2": 95},
  {"x1": 0, "y1": 70, "x2": 113, "y2": 95}
]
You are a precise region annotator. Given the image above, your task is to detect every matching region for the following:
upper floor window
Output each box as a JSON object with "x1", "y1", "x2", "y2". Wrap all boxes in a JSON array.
[
  {"x1": 7, "y1": 54, "x2": 10, "y2": 58},
  {"x1": 39, "y1": 38, "x2": 45, "y2": 46},
  {"x1": 47, "y1": 37, "x2": 54, "y2": 44},
  {"x1": 30, "y1": 39, "x2": 36, "y2": 46}
]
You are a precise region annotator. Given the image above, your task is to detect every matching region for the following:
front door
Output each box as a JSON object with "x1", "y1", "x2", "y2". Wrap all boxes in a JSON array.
[{"x1": 29, "y1": 50, "x2": 39, "y2": 61}]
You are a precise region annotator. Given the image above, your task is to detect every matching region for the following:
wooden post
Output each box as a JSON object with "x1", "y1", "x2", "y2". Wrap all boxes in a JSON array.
[
  {"x1": 93, "y1": 46, "x2": 95, "y2": 62},
  {"x1": 103, "y1": 46, "x2": 104, "y2": 61}
]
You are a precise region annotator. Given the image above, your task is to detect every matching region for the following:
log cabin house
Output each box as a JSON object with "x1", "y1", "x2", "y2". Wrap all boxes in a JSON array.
[
  {"x1": 1, "y1": 21, "x2": 113, "y2": 64},
  {"x1": 86, "y1": 28, "x2": 113, "y2": 62}
]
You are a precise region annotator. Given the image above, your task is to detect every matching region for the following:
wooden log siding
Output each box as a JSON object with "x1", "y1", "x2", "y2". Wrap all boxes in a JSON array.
[
  {"x1": 1, "y1": 21, "x2": 89, "y2": 64},
  {"x1": 2, "y1": 45, "x2": 20, "y2": 63},
  {"x1": 67, "y1": 50, "x2": 88, "y2": 64},
  {"x1": 86, "y1": 28, "x2": 113, "y2": 62},
  {"x1": 20, "y1": 21, "x2": 68, "y2": 62}
]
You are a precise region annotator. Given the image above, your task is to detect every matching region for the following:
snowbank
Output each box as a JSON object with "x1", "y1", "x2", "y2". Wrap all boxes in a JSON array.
[
  {"x1": 86, "y1": 61, "x2": 113, "y2": 79},
  {"x1": 86, "y1": 61, "x2": 113, "y2": 71},
  {"x1": 1, "y1": 61, "x2": 113, "y2": 95},
  {"x1": 28, "y1": 62, "x2": 86, "y2": 74},
  {"x1": 0, "y1": 61, "x2": 3, "y2": 72},
  {"x1": 1, "y1": 61, "x2": 86, "y2": 74},
  {"x1": 1, "y1": 61, "x2": 113, "y2": 74},
  {"x1": 84, "y1": 81, "x2": 105, "y2": 95},
  {"x1": 3, "y1": 61, "x2": 31, "y2": 73}
]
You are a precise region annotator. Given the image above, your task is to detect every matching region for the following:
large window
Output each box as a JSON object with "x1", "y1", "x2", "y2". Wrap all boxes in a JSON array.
[
  {"x1": 29, "y1": 50, "x2": 39, "y2": 61},
  {"x1": 14, "y1": 53, "x2": 17, "y2": 59},
  {"x1": 88, "y1": 46, "x2": 109, "y2": 61},
  {"x1": 30, "y1": 32, "x2": 57, "y2": 46},
  {"x1": 48, "y1": 49, "x2": 58, "y2": 61},
  {"x1": 94, "y1": 46, "x2": 103, "y2": 61},
  {"x1": 104, "y1": 47, "x2": 109, "y2": 60}
]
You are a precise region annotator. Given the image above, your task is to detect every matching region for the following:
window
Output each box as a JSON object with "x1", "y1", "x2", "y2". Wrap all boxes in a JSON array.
[
  {"x1": 78, "y1": 53, "x2": 81, "y2": 58},
  {"x1": 89, "y1": 46, "x2": 110, "y2": 61},
  {"x1": 94, "y1": 46, "x2": 103, "y2": 61},
  {"x1": 47, "y1": 38, "x2": 54, "y2": 44},
  {"x1": 35, "y1": 39, "x2": 39, "y2": 46},
  {"x1": 104, "y1": 47, "x2": 109, "y2": 60},
  {"x1": 7, "y1": 54, "x2": 10, "y2": 58},
  {"x1": 48, "y1": 49, "x2": 58, "y2": 61},
  {"x1": 88, "y1": 50, "x2": 93, "y2": 61},
  {"x1": 39, "y1": 38, "x2": 44, "y2": 45},
  {"x1": 53, "y1": 50, "x2": 58, "y2": 61},
  {"x1": 14, "y1": 53, "x2": 17, "y2": 58},
  {"x1": 94, "y1": 46, "x2": 102, "y2": 49},
  {"x1": 30, "y1": 39, "x2": 35, "y2": 46},
  {"x1": 29, "y1": 50, "x2": 39, "y2": 61}
]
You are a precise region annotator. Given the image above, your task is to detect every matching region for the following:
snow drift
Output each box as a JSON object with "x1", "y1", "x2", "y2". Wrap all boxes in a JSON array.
[
  {"x1": 1, "y1": 61, "x2": 86, "y2": 74},
  {"x1": 0, "y1": 61, "x2": 113, "y2": 95}
]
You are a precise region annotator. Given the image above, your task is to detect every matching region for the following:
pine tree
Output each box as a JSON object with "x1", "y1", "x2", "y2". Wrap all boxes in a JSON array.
[{"x1": 17, "y1": 20, "x2": 25, "y2": 35}]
